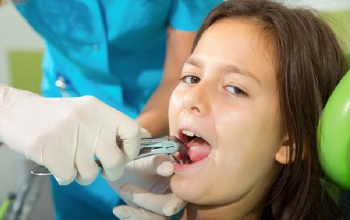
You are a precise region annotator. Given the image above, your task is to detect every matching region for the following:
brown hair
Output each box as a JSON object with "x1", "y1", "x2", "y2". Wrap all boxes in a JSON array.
[
  {"x1": 0, "y1": 0, "x2": 20, "y2": 6},
  {"x1": 192, "y1": 0, "x2": 349, "y2": 219}
]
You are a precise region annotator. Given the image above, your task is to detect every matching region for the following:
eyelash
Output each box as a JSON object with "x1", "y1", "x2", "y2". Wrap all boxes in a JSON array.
[
  {"x1": 180, "y1": 75, "x2": 248, "y2": 97},
  {"x1": 225, "y1": 85, "x2": 247, "y2": 97},
  {"x1": 180, "y1": 75, "x2": 201, "y2": 84}
]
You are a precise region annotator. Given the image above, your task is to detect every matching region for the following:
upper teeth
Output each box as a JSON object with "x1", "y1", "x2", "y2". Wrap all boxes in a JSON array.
[{"x1": 182, "y1": 129, "x2": 196, "y2": 137}]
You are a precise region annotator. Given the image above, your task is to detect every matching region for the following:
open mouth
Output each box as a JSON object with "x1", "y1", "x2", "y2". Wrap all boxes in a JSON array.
[{"x1": 175, "y1": 129, "x2": 212, "y2": 165}]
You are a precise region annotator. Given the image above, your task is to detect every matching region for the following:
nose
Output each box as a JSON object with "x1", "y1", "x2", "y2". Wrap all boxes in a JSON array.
[{"x1": 182, "y1": 81, "x2": 210, "y2": 116}]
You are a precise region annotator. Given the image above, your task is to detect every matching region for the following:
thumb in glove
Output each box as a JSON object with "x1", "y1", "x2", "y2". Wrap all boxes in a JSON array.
[{"x1": 113, "y1": 184, "x2": 187, "y2": 219}]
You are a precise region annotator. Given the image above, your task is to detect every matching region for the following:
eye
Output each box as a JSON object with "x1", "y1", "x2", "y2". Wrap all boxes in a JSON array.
[
  {"x1": 180, "y1": 75, "x2": 201, "y2": 84},
  {"x1": 225, "y1": 85, "x2": 247, "y2": 97}
]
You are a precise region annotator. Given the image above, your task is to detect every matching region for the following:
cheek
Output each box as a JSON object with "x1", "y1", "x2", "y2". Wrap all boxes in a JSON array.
[
  {"x1": 214, "y1": 103, "x2": 283, "y2": 175},
  {"x1": 214, "y1": 106, "x2": 255, "y2": 145},
  {"x1": 168, "y1": 90, "x2": 183, "y2": 133}
]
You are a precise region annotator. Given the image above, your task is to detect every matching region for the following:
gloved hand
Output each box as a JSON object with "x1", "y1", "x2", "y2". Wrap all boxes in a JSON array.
[
  {"x1": 109, "y1": 154, "x2": 187, "y2": 220},
  {"x1": 0, "y1": 85, "x2": 141, "y2": 185}
]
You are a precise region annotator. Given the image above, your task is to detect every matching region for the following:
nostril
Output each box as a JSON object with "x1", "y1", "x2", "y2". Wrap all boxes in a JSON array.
[{"x1": 191, "y1": 106, "x2": 200, "y2": 113}]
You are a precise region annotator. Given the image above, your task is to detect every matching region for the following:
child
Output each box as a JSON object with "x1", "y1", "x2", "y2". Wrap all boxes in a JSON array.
[
  {"x1": 114, "y1": 0, "x2": 349, "y2": 219},
  {"x1": 167, "y1": 0, "x2": 349, "y2": 219}
]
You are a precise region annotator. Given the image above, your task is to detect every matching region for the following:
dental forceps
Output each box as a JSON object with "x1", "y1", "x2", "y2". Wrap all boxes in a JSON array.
[{"x1": 30, "y1": 136, "x2": 187, "y2": 175}]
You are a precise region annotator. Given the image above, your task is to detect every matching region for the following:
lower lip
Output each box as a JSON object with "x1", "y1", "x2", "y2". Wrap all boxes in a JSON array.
[{"x1": 173, "y1": 156, "x2": 210, "y2": 173}]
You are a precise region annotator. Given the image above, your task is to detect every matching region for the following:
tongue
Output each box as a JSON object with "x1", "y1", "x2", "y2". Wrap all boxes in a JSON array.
[{"x1": 187, "y1": 137, "x2": 212, "y2": 162}]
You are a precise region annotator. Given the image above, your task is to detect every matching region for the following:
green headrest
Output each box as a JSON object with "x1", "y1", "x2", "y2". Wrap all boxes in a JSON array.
[{"x1": 319, "y1": 53, "x2": 350, "y2": 188}]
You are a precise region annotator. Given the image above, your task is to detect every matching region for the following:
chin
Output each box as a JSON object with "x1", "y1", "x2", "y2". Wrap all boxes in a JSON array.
[{"x1": 170, "y1": 174, "x2": 210, "y2": 204}]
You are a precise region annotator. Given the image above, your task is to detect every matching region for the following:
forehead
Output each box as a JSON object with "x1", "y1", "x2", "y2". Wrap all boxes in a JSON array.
[
  {"x1": 192, "y1": 18, "x2": 277, "y2": 82},
  {"x1": 198, "y1": 17, "x2": 275, "y2": 59}
]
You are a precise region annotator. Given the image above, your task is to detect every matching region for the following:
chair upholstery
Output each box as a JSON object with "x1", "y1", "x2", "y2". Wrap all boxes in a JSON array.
[{"x1": 319, "y1": 53, "x2": 350, "y2": 189}]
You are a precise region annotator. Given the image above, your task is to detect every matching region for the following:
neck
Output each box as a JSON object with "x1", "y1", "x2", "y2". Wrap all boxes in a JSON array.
[{"x1": 179, "y1": 203, "x2": 261, "y2": 220}]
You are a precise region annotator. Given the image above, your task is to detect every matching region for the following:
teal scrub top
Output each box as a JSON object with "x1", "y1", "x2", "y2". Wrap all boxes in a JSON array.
[{"x1": 15, "y1": 0, "x2": 221, "y2": 219}]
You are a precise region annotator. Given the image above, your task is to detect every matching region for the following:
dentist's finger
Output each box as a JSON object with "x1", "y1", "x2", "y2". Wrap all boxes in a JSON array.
[
  {"x1": 113, "y1": 206, "x2": 166, "y2": 220},
  {"x1": 163, "y1": 194, "x2": 187, "y2": 216},
  {"x1": 95, "y1": 110, "x2": 140, "y2": 180},
  {"x1": 129, "y1": 154, "x2": 174, "y2": 177},
  {"x1": 114, "y1": 115, "x2": 141, "y2": 162},
  {"x1": 119, "y1": 184, "x2": 186, "y2": 216},
  {"x1": 75, "y1": 128, "x2": 99, "y2": 185}
]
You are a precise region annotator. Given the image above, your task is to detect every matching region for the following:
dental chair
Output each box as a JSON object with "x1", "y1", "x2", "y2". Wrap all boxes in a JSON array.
[{"x1": 319, "y1": 53, "x2": 350, "y2": 218}]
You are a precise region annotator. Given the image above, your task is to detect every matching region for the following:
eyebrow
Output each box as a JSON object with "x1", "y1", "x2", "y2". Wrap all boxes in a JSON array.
[{"x1": 184, "y1": 57, "x2": 261, "y2": 85}]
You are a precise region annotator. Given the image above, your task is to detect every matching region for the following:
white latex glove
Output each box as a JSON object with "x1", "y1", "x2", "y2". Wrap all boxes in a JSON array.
[
  {"x1": 109, "y1": 154, "x2": 187, "y2": 220},
  {"x1": 0, "y1": 85, "x2": 141, "y2": 185}
]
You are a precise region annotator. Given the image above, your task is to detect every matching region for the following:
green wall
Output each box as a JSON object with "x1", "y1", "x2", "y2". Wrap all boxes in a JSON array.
[
  {"x1": 7, "y1": 50, "x2": 42, "y2": 94},
  {"x1": 321, "y1": 10, "x2": 350, "y2": 53}
]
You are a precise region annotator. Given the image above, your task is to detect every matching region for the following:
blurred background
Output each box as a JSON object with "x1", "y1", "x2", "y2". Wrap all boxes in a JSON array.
[{"x1": 0, "y1": 0, "x2": 349, "y2": 219}]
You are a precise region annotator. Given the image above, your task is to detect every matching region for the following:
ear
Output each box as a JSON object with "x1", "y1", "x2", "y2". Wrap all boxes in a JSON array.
[{"x1": 275, "y1": 140, "x2": 296, "y2": 164}]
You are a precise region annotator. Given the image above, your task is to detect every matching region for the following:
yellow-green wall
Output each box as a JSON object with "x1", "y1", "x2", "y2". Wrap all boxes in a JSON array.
[
  {"x1": 321, "y1": 10, "x2": 350, "y2": 53},
  {"x1": 7, "y1": 50, "x2": 42, "y2": 94}
]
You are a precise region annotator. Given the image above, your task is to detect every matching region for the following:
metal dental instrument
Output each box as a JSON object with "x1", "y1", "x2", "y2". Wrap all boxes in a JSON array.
[{"x1": 30, "y1": 136, "x2": 187, "y2": 175}]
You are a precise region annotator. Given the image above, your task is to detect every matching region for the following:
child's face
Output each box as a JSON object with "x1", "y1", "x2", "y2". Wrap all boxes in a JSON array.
[{"x1": 169, "y1": 18, "x2": 286, "y2": 208}]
